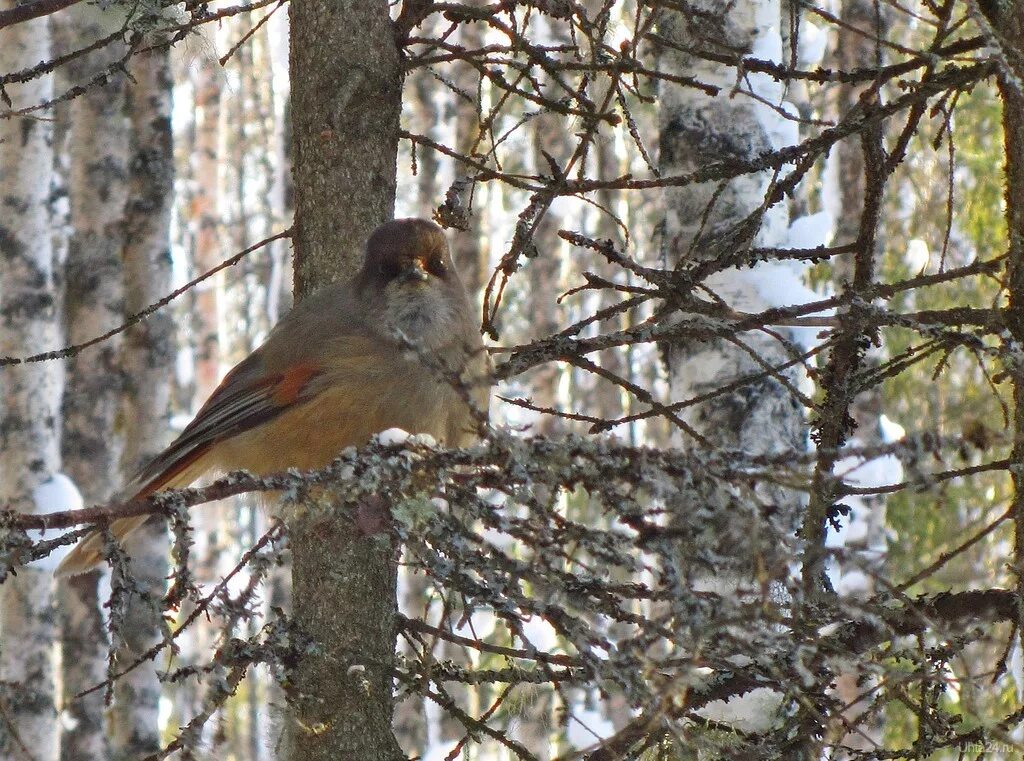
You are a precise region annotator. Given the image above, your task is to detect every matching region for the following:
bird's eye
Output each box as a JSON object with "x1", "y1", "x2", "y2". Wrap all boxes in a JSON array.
[
  {"x1": 426, "y1": 256, "x2": 447, "y2": 278},
  {"x1": 378, "y1": 261, "x2": 402, "y2": 280}
]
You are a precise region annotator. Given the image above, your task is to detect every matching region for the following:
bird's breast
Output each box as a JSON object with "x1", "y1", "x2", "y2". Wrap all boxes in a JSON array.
[{"x1": 383, "y1": 286, "x2": 456, "y2": 349}]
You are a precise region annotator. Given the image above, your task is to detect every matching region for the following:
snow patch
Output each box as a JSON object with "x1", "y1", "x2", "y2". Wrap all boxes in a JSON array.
[
  {"x1": 28, "y1": 473, "x2": 84, "y2": 572},
  {"x1": 376, "y1": 429, "x2": 438, "y2": 448},
  {"x1": 788, "y1": 211, "x2": 834, "y2": 250},
  {"x1": 696, "y1": 686, "x2": 783, "y2": 734},
  {"x1": 33, "y1": 473, "x2": 83, "y2": 514},
  {"x1": 519, "y1": 615, "x2": 559, "y2": 652},
  {"x1": 376, "y1": 428, "x2": 411, "y2": 446},
  {"x1": 764, "y1": 101, "x2": 800, "y2": 152},
  {"x1": 835, "y1": 453, "x2": 904, "y2": 492},
  {"x1": 706, "y1": 257, "x2": 830, "y2": 350},
  {"x1": 879, "y1": 414, "x2": 906, "y2": 443},
  {"x1": 827, "y1": 447, "x2": 901, "y2": 595},
  {"x1": 1010, "y1": 632, "x2": 1024, "y2": 702},
  {"x1": 835, "y1": 568, "x2": 870, "y2": 597},
  {"x1": 408, "y1": 433, "x2": 438, "y2": 448}
]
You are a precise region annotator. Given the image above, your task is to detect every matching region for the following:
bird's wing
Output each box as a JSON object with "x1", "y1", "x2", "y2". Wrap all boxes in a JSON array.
[
  {"x1": 128, "y1": 350, "x2": 325, "y2": 497},
  {"x1": 127, "y1": 283, "x2": 369, "y2": 497},
  {"x1": 59, "y1": 337, "x2": 330, "y2": 577}
]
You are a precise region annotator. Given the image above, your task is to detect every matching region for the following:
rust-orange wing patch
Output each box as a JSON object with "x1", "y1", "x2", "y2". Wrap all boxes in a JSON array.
[
  {"x1": 271, "y1": 361, "x2": 321, "y2": 406},
  {"x1": 128, "y1": 356, "x2": 324, "y2": 497}
]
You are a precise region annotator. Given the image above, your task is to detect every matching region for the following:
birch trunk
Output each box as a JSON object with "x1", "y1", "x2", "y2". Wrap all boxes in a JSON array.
[
  {"x1": 660, "y1": 4, "x2": 802, "y2": 565},
  {"x1": 57, "y1": 15, "x2": 129, "y2": 761},
  {"x1": 657, "y1": 0, "x2": 803, "y2": 738},
  {"x1": 108, "y1": 42, "x2": 175, "y2": 761},
  {"x1": 266, "y1": 13, "x2": 294, "y2": 757},
  {"x1": 287, "y1": 1, "x2": 404, "y2": 758},
  {"x1": 173, "y1": 47, "x2": 224, "y2": 742},
  {"x1": 242, "y1": 25, "x2": 286, "y2": 759},
  {"x1": 0, "y1": 10, "x2": 61, "y2": 761},
  {"x1": 191, "y1": 57, "x2": 225, "y2": 401},
  {"x1": 265, "y1": 14, "x2": 294, "y2": 753}
]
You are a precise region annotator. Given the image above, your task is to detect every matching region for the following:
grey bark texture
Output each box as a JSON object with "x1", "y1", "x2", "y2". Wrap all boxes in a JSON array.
[
  {"x1": 57, "y1": 17, "x2": 129, "y2": 761},
  {"x1": 289, "y1": 0, "x2": 402, "y2": 296},
  {"x1": 658, "y1": 0, "x2": 803, "y2": 583},
  {"x1": 108, "y1": 41, "x2": 175, "y2": 761},
  {"x1": 287, "y1": 1, "x2": 404, "y2": 759},
  {"x1": 656, "y1": 0, "x2": 802, "y2": 738},
  {"x1": 0, "y1": 10, "x2": 61, "y2": 761}
]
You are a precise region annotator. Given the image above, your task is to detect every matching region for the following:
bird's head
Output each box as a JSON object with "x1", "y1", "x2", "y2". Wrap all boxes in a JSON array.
[{"x1": 358, "y1": 218, "x2": 471, "y2": 347}]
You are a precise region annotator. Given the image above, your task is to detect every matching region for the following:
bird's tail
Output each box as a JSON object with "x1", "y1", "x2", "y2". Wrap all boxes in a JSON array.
[
  {"x1": 55, "y1": 448, "x2": 214, "y2": 577},
  {"x1": 55, "y1": 515, "x2": 152, "y2": 577}
]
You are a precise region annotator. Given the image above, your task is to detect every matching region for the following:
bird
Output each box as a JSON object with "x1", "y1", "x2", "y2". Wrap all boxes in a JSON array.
[{"x1": 57, "y1": 218, "x2": 489, "y2": 576}]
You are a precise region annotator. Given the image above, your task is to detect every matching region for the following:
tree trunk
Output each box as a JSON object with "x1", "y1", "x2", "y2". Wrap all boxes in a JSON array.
[
  {"x1": 993, "y1": 1, "x2": 1024, "y2": 736},
  {"x1": 289, "y1": 0, "x2": 401, "y2": 296},
  {"x1": 659, "y1": 4, "x2": 803, "y2": 566},
  {"x1": 57, "y1": 15, "x2": 129, "y2": 760},
  {"x1": 108, "y1": 41, "x2": 175, "y2": 761},
  {"x1": 0, "y1": 10, "x2": 61, "y2": 761},
  {"x1": 827, "y1": 0, "x2": 889, "y2": 750},
  {"x1": 287, "y1": 1, "x2": 404, "y2": 759},
  {"x1": 657, "y1": 0, "x2": 803, "y2": 740},
  {"x1": 172, "y1": 41, "x2": 224, "y2": 743}
]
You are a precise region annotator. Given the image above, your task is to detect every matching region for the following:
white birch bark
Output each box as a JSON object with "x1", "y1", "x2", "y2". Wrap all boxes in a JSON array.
[
  {"x1": 56, "y1": 16, "x2": 129, "y2": 760},
  {"x1": 0, "y1": 11, "x2": 61, "y2": 761},
  {"x1": 108, "y1": 42, "x2": 175, "y2": 761},
  {"x1": 171, "y1": 44, "x2": 224, "y2": 741},
  {"x1": 241, "y1": 27, "x2": 285, "y2": 760},
  {"x1": 658, "y1": 0, "x2": 804, "y2": 738},
  {"x1": 263, "y1": 15, "x2": 293, "y2": 754}
]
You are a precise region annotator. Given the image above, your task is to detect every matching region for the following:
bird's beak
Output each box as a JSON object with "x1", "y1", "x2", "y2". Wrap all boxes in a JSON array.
[{"x1": 399, "y1": 259, "x2": 430, "y2": 283}]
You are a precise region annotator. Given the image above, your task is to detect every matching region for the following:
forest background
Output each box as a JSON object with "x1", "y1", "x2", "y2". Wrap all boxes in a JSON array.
[{"x1": 0, "y1": 0, "x2": 1022, "y2": 759}]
